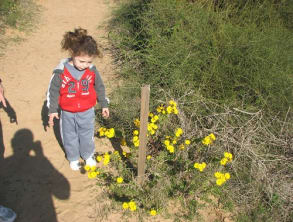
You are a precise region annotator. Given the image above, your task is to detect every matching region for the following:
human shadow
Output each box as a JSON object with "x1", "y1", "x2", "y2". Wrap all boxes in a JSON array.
[
  {"x1": 41, "y1": 100, "x2": 64, "y2": 152},
  {"x1": 0, "y1": 97, "x2": 17, "y2": 161},
  {"x1": 1, "y1": 98, "x2": 17, "y2": 124},
  {"x1": 0, "y1": 129, "x2": 70, "y2": 222}
]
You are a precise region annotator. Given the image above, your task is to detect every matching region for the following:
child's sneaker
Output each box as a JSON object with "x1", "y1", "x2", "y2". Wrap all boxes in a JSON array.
[
  {"x1": 85, "y1": 156, "x2": 97, "y2": 167},
  {"x1": 70, "y1": 160, "x2": 81, "y2": 171},
  {"x1": 0, "y1": 205, "x2": 17, "y2": 222}
]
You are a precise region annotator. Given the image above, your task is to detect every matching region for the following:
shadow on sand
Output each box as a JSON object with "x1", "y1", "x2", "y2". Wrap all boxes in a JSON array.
[
  {"x1": 0, "y1": 97, "x2": 17, "y2": 161},
  {"x1": 0, "y1": 128, "x2": 70, "y2": 222},
  {"x1": 41, "y1": 100, "x2": 65, "y2": 153}
]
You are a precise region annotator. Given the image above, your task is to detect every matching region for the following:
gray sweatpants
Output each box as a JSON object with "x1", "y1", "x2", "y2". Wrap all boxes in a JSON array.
[{"x1": 60, "y1": 107, "x2": 95, "y2": 161}]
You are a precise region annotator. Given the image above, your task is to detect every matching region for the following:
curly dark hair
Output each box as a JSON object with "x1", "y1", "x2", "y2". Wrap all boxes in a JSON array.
[{"x1": 61, "y1": 28, "x2": 102, "y2": 57}]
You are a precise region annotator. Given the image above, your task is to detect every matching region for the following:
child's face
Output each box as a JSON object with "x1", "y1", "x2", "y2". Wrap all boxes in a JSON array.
[{"x1": 72, "y1": 54, "x2": 94, "y2": 71}]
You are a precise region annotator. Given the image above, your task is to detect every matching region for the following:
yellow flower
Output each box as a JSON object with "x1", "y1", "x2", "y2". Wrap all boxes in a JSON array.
[
  {"x1": 129, "y1": 205, "x2": 136, "y2": 211},
  {"x1": 154, "y1": 115, "x2": 159, "y2": 121},
  {"x1": 150, "y1": 130, "x2": 155, "y2": 135},
  {"x1": 133, "y1": 136, "x2": 139, "y2": 142},
  {"x1": 103, "y1": 153, "x2": 110, "y2": 165},
  {"x1": 199, "y1": 163, "x2": 206, "y2": 171},
  {"x1": 91, "y1": 166, "x2": 96, "y2": 171},
  {"x1": 194, "y1": 163, "x2": 200, "y2": 168},
  {"x1": 96, "y1": 155, "x2": 102, "y2": 162},
  {"x1": 149, "y1": 112, "x2": 154, "y2": 117},
  {"x1": 129, "y1": 201, "x2": 137, "y2": 211},
  {"x1": 220, "y1": 158, "x2": 228, "y2": 166},
  {"x1": 172, "y1": 140, "x2": 177, "y2": 144},
  {"x1": 214, "y1": 172, "x2": 222, "y2": 178},
  {"x1": 103, "y1": 159, "x2": 110, "y2": 165},
  {"x1": 134, "y1": 140, "x2": 140, "y2": 147},
  {"x1": 122, "y1": 202, "x2": 129, "y2": 210},
  {"x1": 99, "y1": 127, "x2": 107, "y2": 137},
  {"x1": 202, "y1": 136, "x2": 212, "y2": 145},
  {"x1": 228, "y1": 153, "x2": 233, "y2": 160},
  {"x1": 105, "y1": 128, "x2": 115, "y2": 138},
  {"x1": 202, "y1": 133, "x2": 216, "y2": 145},
  {"x1": 185, "y1": 139, "x2": 191, "y2": 145},
  {"x1": 194, "y1": 162, "x2": 206, "y2": 171},
  {"x1": 164, "y1": 140, "x2": 170, "y2": 146},
  {"x1": 199, "y1": 162, "x2": 207, "y2": 171},
  {"x1": 117, "y1": 177, "x2": 123, "y2": 184},
  {"x1": 169, "y1": 147, "x2": 175, "y2": 153},
  {"x1": 147, "y1": 155, "x2": 152, "y2": 160},
  {"x1": 167, "y1": 145, "x2": 174, "y2": 153},
  {"x1": 114, "y1": 151, "x2": 119, "y2": 155},
  {"x1": 150, "y1": 209, "x2": 157, "y2": 216},
  {"x1": 134, "y1": 118, "x2": 140, "y2": 127},
  {"x1": 133, "y1": 130, "x2": 139, "y2": 135},
  {"x1": 173, "y1": 108, "x2": 179, "y2": 114},
  {"x1": 87, "y1": 172, "x2": 93, "y2": 179},
  {"x1": 169, "y1": 100, "x2": 177, "y2": 107},
  {"x1": 166, "y1": 106, "x2": 173, "y2": 114},
  {"x1": 129, "y1": 201, "x2": 136, "y2": 207},
  {"x1": 84, "y1": 165, "x2": 91, "y2": 171},
  {"x1": 147, "y1": 124, "x2": 152, "y2": 131},
  {"x1": 216, "y1": 179, "x2": 225, "y2": 186},
  {"x1": 209, "y1": 133, "x2": 216, "y2": 141},
  {"x1": 224, "y1": 173, "x2": 231, "y2": 180},
  {"x1": 175, "y1": 128, "x2": 183, "y2": 135},
  {"x1": 224, "y1": 152, "x2": 233, "y2": 161},
  {"x1": 88, "y1": 171, "x2": 97, "y2": 179},
  {"x1": 122, "y1": 151, "x2": 127, "y2": 157}
]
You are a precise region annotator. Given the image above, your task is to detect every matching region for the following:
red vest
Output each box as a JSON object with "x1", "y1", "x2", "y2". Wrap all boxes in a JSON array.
[{"x1": 59, "y1": 68, "x2": 97, "y2": 112}]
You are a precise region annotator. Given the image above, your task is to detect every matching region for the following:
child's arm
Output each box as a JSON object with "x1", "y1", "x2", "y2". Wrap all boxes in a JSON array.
[
  {"x1": 92, "y1": 66, "x2": 109, "y2": 118},
  {"x1": 47, "y1": 71, "x2": 62, "y2": 126}
]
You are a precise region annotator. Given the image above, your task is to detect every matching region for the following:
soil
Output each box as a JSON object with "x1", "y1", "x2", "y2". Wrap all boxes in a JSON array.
[
  {"x1": 0, "y1": 1, "x2": 234, "y2": 221},
  {"x1": 0, "y1": 0, "x2": 117, "y2": 221}
]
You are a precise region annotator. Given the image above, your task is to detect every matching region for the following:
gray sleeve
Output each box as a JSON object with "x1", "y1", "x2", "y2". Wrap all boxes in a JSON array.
[
  {"x1": 92, "y1": 66, "x2": 108, "y2": 108},
  {"x1": 47, "y1": 71, "x2": 62, "y2": 113}
]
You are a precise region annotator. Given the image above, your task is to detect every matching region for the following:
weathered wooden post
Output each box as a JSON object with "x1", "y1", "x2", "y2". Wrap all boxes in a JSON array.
[{"x1": 137, "y1": 85, "x2": 150, "y2": 185}]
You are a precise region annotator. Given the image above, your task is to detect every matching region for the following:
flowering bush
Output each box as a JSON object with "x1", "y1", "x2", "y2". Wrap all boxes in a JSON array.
[{"x1": 92, "y1": 99, "x2": 234, "y2": 220}]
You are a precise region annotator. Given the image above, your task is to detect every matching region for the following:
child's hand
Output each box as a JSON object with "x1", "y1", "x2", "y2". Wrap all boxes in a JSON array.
[
  {"x1": 49, "y1": 113, "x2": 59, "y2": 127},
  {"x1": 102, "y1": 108, "x2": 109, "y2": 118}
]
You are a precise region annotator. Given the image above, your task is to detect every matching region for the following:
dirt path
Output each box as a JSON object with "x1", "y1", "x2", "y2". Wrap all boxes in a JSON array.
[{"x1": 0, "y1": 0, "x2": 117, "y2": 221}]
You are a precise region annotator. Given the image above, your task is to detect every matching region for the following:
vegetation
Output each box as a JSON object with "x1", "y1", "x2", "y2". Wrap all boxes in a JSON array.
[
  {"x1": 0, "y1": 0, "x2": 39, "y2": 54},
  {"x1": 0, "y1": 0, "x2": 38, "y2": 29},
  {"x1": 92, "y1": 0, "x2": 293, "y2": 221}
]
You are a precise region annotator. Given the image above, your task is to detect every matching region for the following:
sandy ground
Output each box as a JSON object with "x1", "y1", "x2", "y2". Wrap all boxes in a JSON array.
[{"x1": 0, "y1": 0, "x2": 118, "y2": 221}]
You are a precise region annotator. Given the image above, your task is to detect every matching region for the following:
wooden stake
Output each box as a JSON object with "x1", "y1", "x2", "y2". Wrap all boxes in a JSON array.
[{"x1": 137, "y1": 85, "x2": 150, "y2": 185}]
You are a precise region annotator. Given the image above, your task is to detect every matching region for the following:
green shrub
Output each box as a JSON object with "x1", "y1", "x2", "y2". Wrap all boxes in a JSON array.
[
  {"x1": 0, "y1": 0, "x2": 21, "y2": 27},
  {"x1": 109, "y1": 0, "x2": 293, "y2": 116},
  {"x1": 99, "y1": 0, "x2": 293, "y2": 221},
  {"x1": 0, "y1": 0, "x2": 39, "y2": 32}
]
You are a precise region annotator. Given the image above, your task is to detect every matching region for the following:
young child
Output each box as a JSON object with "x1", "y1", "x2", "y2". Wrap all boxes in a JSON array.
[{"x1": 47, "y1": 28, "x2": 109, "y2": 171}]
